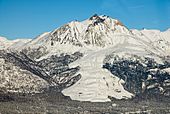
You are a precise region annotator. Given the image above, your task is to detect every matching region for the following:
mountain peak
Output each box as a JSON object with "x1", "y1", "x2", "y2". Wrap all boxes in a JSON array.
[
  {"x1": 23, "y1": 14, "x2": 132, "y2": 50},
  {"x1": 88, "y1": 14, "x2": 124, "y2": 27},
  {"x1": 89, "y1": 14, "x2": 99, "y2": 20},
  {"x1": 88, "y1": 14, "x2": 106, "y2": 26},
  {"x1": 89, "y1": 14, "x2": 110, "y2": 20}
]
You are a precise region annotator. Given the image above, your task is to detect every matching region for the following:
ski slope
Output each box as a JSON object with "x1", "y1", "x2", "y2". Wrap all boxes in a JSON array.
[{"x1": 62, "y1": 44, "x2": 135, "y2": 102}]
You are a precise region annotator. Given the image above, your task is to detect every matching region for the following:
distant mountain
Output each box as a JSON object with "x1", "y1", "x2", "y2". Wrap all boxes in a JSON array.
[
  {"x1": 0, "y1": 36, "x2": 13, "y2": 49},
  {"x1": 0, "y1": 14, "x2": 170, "y2": 102},
  {"x1": 0, "y1": 36, "x2": 31, "y2": 50}
]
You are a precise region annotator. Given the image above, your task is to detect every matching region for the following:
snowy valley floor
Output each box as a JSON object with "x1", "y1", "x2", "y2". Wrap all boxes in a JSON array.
[{"x1": 0, "y1": 92, "x2": 170, "y2": 114}]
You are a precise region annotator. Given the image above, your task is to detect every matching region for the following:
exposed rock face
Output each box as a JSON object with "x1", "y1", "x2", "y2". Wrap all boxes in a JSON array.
[
  {"x1": 82, "y1": 15, "x2": 131, "y2": 47},
  {"x1": 36, "y1": 52, "x2": 83, "y2": 89},
  {"x1": 103, "y1": 54, "x2": 170, "y2": 98},
  {"x1": 51, "y1": 22, "x2": 83, "y2": 47},
  {"x1": 21, "y1": 46, "x2": 48, "y2": 60}
]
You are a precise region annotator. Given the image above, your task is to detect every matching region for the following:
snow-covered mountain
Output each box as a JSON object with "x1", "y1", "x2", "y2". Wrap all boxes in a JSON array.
[
  {"x1": 0, "y1": 36, "x2": 31, "y2": 50},
  {"x1": 0, "y1": 36, "x2": 13, "y2": 49},
  {"x1": 23, "y1": 15, "x2": 134, "y2": 54},
  {"x1": 131, "y1": 29, "x2": 170, "y2": 55},
  {"x1": 23, "y1": 14, "x2": 170, "y2": 57},
  {"x1": 0, "y1": 14, "x2": 170, "y2": 102}
]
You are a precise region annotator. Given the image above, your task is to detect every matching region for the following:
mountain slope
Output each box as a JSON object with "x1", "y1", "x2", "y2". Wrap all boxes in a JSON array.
[
  {"x1": 23, "y1": 14, "x2": 136, "y2": 56},
  {"x1": 0, "y1": 36, "x2": 31, "y2": 50},
  {"x1": 62, "y1": 44, "x2": 135, "y2": 102},
  {"x1": 0, "y1": 56, "x2": 48, "y2": 93},
  {"x1": 0, "y1": 36, "x2": 13, "y2": 49},
  {"x1": 0, "y1": 14, "x2": 170, "y2": 102},
  {"x1": 23, "y1": 14, "x2": 170, "y2": 59}
]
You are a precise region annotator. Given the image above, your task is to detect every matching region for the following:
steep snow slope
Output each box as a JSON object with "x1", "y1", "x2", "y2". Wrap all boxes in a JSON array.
[
  {"x1": 51, "y1": 21, "x2": 84, "y2": 46},
  {"x1": 132, "y1": 29, "x2": 170, "y2": 55},
  {"x1": 141, "y1": 29, "x2": 170, "y2": 54},
  {"x1": 62, "y1": 44, "x2": 135, "y2": 102}
]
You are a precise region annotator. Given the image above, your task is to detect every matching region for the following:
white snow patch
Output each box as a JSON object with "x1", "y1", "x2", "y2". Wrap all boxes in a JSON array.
[{"x1": 62, "y1": 44, "x2": 134, "y2": 102}]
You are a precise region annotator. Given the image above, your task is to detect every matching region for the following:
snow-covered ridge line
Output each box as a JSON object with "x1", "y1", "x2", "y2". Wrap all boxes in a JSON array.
[{"x1": 0, "y1": 36, "x2": 31, "y2": 50}]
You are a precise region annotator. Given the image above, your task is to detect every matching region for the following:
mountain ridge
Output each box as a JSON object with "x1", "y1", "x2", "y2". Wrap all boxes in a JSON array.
[{"x1": 0, "y1": 14, "x2": 170, "y2": 102}]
